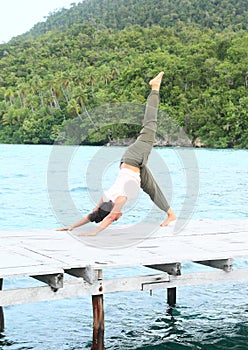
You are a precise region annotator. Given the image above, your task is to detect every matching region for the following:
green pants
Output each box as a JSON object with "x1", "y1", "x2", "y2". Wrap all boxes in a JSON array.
[{"x1": 121, "y1": 90, "x2": 170, "y2": 212}]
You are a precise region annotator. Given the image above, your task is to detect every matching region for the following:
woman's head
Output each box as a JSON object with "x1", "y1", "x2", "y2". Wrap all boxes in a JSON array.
[{"x1": 89, "y1": 201, "x2": 114, "y2": 223}]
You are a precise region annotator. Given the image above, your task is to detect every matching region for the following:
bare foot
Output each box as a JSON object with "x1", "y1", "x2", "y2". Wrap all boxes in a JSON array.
[
  {"x1": 149, "y1": 71, "x2": 164, "y2": 91},
  {"x1": 160, "y1": 208, "x2": 176, "y2": 227}
]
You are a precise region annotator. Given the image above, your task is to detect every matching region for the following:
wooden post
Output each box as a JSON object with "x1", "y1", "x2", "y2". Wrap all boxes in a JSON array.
[
  {"x1": 167, "y1": 287, "x2": 176, "y2": 306},
  {"x1": 91, "y1": 270, "x2": 105, "y2": 350},
  {"x1": 0, "y1": 279, "x2": 4, "y2": 332}
]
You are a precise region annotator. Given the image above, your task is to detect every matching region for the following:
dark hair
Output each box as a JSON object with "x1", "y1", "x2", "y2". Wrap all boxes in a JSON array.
[{"x1": 89, "y1": 201, "x2": 114, "y2": 223}]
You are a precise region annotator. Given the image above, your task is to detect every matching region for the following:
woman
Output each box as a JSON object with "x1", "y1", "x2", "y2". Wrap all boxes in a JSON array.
[{"x1": 57, "y1": 71, "x2": 176, "y2": 236}]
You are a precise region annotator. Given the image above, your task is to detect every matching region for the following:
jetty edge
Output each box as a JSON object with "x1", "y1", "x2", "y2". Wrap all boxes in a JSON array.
[{"x1": 1, "y1": 219, "x2": 248, "y2": 349}]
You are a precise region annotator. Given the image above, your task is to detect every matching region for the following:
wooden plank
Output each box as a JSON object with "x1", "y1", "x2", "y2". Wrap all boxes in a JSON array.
[
  {"x1": 0, "y1": 273, "x2": 169, "y2": 306},
  {"x1": 0, "y1": 248, "x2": 45, "y2": 269},
  {"x1": 0, "y1": 220, "x2": 248, "y2": 278},
  {"x1": 0, "y1": 280, "x2": 99, "y2": 307},
  {"x1": 167, "y1": 268, "x2": 248, "y2": 288},
  {"x1": 0, "y1": 246, "x2": 64, "y2": 278},
  {"x1": 0, "y1": 265, "x2": 64, "y2": 279}
]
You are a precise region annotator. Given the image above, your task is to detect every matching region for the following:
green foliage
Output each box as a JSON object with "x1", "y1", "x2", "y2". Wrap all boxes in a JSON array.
[
  {"x1": 0, "y1": 0, "x2": 248, "y2": 148},
  {"x1": 84, "y1": 123, "x2": 140, "y2": 145},
  {"x1": 22, "y1": 0, "x2": 248, "y2": 37}
]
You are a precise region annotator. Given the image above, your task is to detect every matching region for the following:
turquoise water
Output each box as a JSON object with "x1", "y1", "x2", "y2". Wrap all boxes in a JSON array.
[{"x1": 0, "y1": 144, "x2": 248, "y2": 349}]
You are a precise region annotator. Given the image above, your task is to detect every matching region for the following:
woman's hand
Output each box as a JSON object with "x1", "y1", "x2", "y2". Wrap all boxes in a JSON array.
[
  {"x1": 77, "y1": 231, "x2": 97, "y2": 237},
  {"x1": 56, "y1": 226, "x2": 73, "y2": 231}
]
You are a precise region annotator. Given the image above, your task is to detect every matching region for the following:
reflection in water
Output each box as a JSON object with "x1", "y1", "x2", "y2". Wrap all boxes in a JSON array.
[
  {"x1": 0, "y1": 333, "x2": 14, "y2": 347},
  {"x1": 108, "y1": 301, "x2": 248, "y2": 350}
]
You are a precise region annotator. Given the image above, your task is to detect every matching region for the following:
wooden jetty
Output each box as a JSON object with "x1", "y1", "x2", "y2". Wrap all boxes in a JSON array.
[{"x1": 0, "y1": 219, "x2": 248, "y2": 349}]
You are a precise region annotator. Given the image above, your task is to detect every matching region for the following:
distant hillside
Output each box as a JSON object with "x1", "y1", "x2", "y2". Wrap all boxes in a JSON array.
[
  {"x1": 23, "y1": 0, "x2": 248, "y2": 39},
  {"x1": 0, "y1": 0, "x2": 248, "y2": 148}
]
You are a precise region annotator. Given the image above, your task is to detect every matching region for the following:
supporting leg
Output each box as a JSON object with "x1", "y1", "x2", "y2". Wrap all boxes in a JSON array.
[
  {"x1": 0, "y1": 279, "x2": 4, "y2": 332},
  {"x1": 167, "y1": 287, "x2": 176, "y2": 307},
  {"x1": 140, "y1": 165, "x2": 170, "y2": 212}
]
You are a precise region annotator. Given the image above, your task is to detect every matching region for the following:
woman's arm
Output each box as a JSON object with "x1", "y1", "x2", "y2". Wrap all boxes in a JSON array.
[
  {"x1": 56, "y1": 198, "x2": 104, "y2": 231},
  {"x1": 56, "y1": 214, "x2": 91, "y2": 231}
]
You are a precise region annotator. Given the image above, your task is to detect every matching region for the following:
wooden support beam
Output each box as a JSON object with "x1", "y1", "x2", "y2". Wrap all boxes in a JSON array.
[
  {"x1": 32, "y1": 273, "x2": 63, "y2": 291},
  {"x1": 141, "y1": 274, "x2": 170, "y2": 290},
  {"x1": 0, "y1": 279, "x2": 4, "y2": 332},
  {"x1": 66, "y1": 266, "x2": 98, "y2": 284},
  {"x1": 146, "y1": 263, "x2": 180, "y2": 307},
  {"x1": 91, "y1": 295, "x2": 105, "y2": 350},
  {"x1": 91, "y1": 270, "x2": 105, "y2": 350},
  {"x1": 167, "y1": 287, "x2": 176, "y2": 306},
  {"x1": 146, "y1": 263, "x2": 181, "y2": 276},
  {"x1": 1, "y1": 269, "x2": 248, "y2": 307},
  {"x1": 195, "y1": 259, "x2": 233, "y2": 272}
]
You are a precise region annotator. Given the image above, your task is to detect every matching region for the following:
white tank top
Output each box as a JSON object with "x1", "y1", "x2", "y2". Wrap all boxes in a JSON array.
[{"x1": 103, "y1": 168, "x2": 141, "y2": 202}]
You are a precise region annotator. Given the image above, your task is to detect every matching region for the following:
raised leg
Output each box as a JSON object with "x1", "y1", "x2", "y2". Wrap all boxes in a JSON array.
[
  {"x1": 120, "y1": 72, "x2": 164, "y2": 168},
  {"x1": 120, "y1": 91, "x2": 159, "y2": 167}
]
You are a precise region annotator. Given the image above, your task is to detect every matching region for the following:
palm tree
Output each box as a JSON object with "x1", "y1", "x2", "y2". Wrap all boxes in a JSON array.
[
  {"x1": 4, "y1": 88, "x2": 15, "y2": 105},
  {"x1": 16, "y1": 81, "x2": 28, "y2": 107},
  {"x1": 30, "y1": 75, "x2": 45, "y2": 108}
]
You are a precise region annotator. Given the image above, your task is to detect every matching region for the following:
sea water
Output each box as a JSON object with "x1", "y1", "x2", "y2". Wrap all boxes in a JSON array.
[{"x1": 0, "y1": 144, "x2": 248, "y2": 349}]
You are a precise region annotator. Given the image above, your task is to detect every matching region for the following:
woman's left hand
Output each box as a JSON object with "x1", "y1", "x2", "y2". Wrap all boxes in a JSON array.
[{"x1": 77, "y1": 231, "x2": 97, "y2": 237}]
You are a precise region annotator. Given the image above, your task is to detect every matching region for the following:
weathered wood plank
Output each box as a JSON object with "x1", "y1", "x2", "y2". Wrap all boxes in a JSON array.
[
  {"x1": 0, "y1": 273, "x2": 168, "y2": 306},
  {"x1": 0, "y1": 265, "x2": 64, "y2": 279},
  {"x1": 0, "y1": 220, "x2": 247, "y2": 286},
  {"x1": 1, "y1": 221, "x2": 248, "y2": 272},
  {"x1": 0, "y1": 246, "x2": 64, "y2": 278}
]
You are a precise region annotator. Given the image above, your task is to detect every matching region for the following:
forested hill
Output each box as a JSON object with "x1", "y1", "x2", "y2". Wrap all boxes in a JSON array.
[
  {"x1": 24, "y1": 0, "x2": 248, "y2": 38},
  {"x1": 0, "y1": 0, "x2": 248, "y2": 147}
]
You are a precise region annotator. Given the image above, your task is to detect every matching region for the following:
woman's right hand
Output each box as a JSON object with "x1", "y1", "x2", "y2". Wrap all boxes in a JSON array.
[{"x1": 56, "y1": 226, "x2": 73, "y2": 231}]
